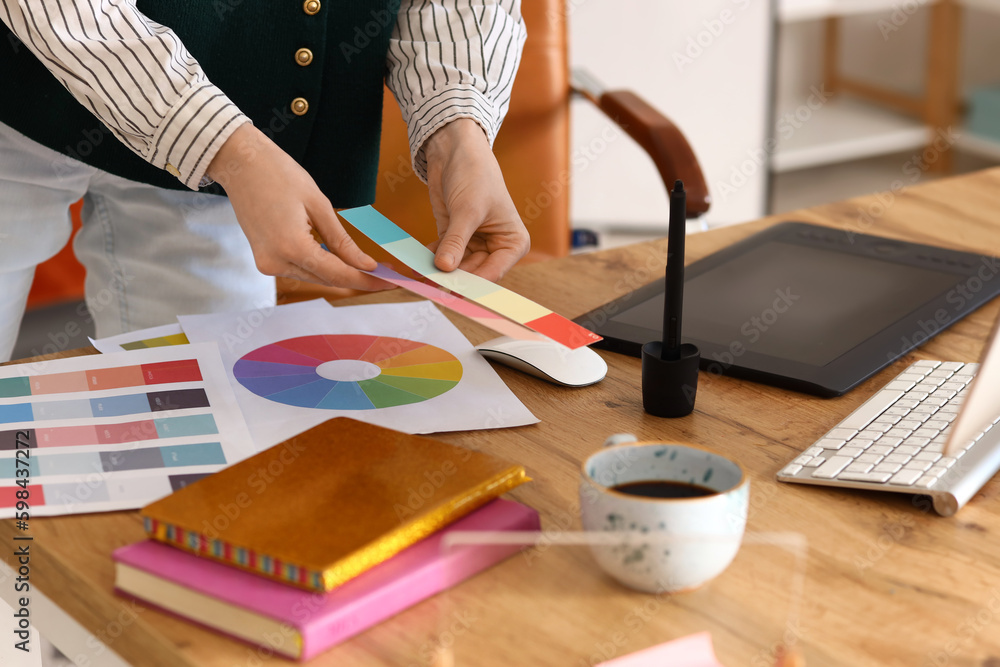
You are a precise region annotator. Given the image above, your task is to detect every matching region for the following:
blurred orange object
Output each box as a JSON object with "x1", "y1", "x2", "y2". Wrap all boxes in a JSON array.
[{"x1": 26, "y1": 199, "x2": 86, "y2": 309}]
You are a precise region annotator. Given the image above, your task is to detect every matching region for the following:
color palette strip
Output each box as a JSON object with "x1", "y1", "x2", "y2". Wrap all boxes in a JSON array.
[
  {"x1": 0, "y1": 442, "x2": 226, "y2": 479},
  {"x1": 121, "y1": 332, "x2": 190, "y2": 350},
  {"x1": 339, "y1": 206, "x2": 602, "y2": 349},
  {"x1": 0, "y1": 414, "x2": 218, "y2": 450},
  {"x1": 0, "y1": 359, "x2": 202, "y2": 398},
  {"x1": 0, "y1": 473, "x2": 202, "y2": 511},
  {"x1": 0, "y1": 389, "x2": 210, "y2": 425},
  {"x1": 367, "y1": 264, "x2": 545, "y2": 342}
]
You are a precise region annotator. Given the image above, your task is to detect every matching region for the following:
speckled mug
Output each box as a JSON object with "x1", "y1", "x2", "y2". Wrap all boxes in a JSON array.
[{"x1": 579, "y1": 435, "x2": 749, "y2": 593}]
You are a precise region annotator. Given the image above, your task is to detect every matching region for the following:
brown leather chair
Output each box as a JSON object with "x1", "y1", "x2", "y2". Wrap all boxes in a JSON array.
[{"x1": 33, "y1": 1, "x2": 709, "y2": 310}]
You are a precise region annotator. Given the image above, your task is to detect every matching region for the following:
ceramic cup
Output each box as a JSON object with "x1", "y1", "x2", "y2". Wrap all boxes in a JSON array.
[{"x1": 578, "y1": 434, "x2": 750, "y2": 593}]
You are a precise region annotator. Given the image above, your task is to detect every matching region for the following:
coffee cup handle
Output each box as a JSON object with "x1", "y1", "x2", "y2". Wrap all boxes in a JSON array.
[{"x1": 603, "y1": 433, "x2": 638, "y2": 448}]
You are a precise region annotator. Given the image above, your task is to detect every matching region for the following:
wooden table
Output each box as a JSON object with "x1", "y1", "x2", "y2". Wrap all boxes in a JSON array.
[{"x1": 5, "y1": 168, "x2": 1000, "y2": 666}]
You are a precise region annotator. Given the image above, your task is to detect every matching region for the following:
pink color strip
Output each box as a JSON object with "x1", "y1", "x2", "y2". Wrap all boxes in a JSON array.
[{"x1": 368, "y1": 264, "x2": 545, "y2": 342}]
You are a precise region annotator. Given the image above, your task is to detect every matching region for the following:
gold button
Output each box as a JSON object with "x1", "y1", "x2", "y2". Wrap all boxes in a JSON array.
[
  {"x1": 291, "y1": 97, "x2": 309, "y2": 116},
  {"x1": 303, "y1": 0, "x2": 320, "y2": 15},
  {"x1": 295, "y1": 48, "x2": 313, "y2": 66}
]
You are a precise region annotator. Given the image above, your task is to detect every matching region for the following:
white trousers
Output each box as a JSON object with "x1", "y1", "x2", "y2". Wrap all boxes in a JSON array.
[{"x1": 0, "y1": 121, "x2": 275, "y2": 362}]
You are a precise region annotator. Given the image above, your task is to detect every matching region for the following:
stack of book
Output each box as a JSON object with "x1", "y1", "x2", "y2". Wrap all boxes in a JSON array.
[{"x1": 113, "y1": 418, "x2": 539, "y2": 661}]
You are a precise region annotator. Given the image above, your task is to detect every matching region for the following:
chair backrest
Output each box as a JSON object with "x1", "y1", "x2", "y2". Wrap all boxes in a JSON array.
[{"x1": 368, "y1": 0, "x2": 570, "y2": 262}]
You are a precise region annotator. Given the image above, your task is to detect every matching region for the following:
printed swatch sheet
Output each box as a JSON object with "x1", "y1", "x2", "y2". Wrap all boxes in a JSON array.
[{"x1": 0, "y1": 343, "x2": 255, "y2": 517}]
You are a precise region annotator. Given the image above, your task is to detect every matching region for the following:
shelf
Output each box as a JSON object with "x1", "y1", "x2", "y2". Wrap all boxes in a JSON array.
[
  {"x1": 780, "y1": 0, "x2": 1000, "y2": 22},
  {"x1": 778, "y1": 0, "x2": 911, "y2": 23},
  {"x1": 955, "y1": 130, "x2": 1000, "y2": 161},
  {"x1": 771, "y1": 97, "x2": 931, "y2": 173}
]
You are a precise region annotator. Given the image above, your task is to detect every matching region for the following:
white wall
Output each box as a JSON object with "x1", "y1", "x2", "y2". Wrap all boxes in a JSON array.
[{"x1": 567, "y1": 0, "x2": 775, "y2": 230}]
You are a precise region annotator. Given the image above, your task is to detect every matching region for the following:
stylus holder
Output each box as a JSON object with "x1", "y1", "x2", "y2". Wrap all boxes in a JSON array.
[{"x1": 641, "y1": 342, "x2": 700, "y2": 418}]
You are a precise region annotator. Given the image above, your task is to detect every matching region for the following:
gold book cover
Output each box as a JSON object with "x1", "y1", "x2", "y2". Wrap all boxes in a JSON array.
[{"x1": 140, "y1": 418, "x2": 528, "y2": 592}]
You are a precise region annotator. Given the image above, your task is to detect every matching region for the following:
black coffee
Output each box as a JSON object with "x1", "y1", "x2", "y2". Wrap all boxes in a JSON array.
[{"x1": 610, "y1": 480, "x2": 718, "y2": 499}]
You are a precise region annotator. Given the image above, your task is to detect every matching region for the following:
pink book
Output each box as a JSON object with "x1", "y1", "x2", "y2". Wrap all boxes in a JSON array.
[{"x1": 113, "y1": 498, "x2": 539, "y2": 661}]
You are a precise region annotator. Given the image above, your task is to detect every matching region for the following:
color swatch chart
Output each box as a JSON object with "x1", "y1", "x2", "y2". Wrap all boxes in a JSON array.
[
  {"x1": 234, "y1": 335, "x2": 462, "y2": 411},
  {"x1": 0, "y1": 344, "x2": 255, "y2": 518},
  {"x1": 339, "y1": 206, "x2": 602, "y2": 349}
]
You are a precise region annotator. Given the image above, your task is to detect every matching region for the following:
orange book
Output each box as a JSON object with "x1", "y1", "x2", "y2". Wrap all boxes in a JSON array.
[{"x1": 140, "y1": 418, "x2": 528, "y2": 592}]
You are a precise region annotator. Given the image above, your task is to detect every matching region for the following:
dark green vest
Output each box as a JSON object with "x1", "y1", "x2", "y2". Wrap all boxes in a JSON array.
[{"x1": 1, "y1": 0, "x2": 400, "y2": 206}]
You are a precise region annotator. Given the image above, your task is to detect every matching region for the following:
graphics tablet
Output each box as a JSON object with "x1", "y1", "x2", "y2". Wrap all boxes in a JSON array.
[{"x1": 574, "y1": 222, "x2": 1000, "y2": 396}]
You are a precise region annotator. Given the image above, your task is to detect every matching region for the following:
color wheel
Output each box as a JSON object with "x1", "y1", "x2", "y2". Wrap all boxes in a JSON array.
[{"x1": 233, "y1": 335, "x2": 463, "y2": 410}]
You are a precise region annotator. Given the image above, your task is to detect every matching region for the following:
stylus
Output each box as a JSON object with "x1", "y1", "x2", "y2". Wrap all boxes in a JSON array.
[{"x1": 663, "y1": 180, "x2": 686, "y2": 361}]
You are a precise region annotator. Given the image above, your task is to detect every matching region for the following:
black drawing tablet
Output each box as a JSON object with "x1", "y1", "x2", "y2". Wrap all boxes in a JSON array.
[{"x1": 574, "y1": 222, "x2": 1000, "y2": 396}]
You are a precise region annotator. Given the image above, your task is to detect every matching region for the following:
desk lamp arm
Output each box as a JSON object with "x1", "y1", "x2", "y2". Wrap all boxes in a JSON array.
[{"x1": 570, "y1": 68, "x2": 711, "y2": 219}]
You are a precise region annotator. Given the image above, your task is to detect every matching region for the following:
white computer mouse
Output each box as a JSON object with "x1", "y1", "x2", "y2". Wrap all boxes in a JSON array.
[{"x1": 476, "y1": 336, "x2": 608, "y2": 387}]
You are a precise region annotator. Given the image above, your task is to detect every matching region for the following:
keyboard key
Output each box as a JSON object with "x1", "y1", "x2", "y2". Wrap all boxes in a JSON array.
[
  {"x1": 915, "y1": 475, "x2": 938, "y2": 488},
  {"x1": 851, "y1": 438, "x2": 876, "y2": 449},
  {"x1": 897, "y1": 373, "x2": 926, "y2": 384},
  {"x1": 890, "y1": 469, "x2": 924, "y2": 486},
  {"x1": 793, "y1": 454, "x2": 813, "y2": 466},
  {"x1": 937, "y1": 403, "x2": 960, "y2": 413},
  {"x1": 856, "y1": 453, "x2": 883, "y2": 464},
  {"x1": 783, "y1": 464, "x2": 803, "y2": 476},
  {"x1": 925, "y1": 419, "x2": 952, "y2": 430},
  {"x1": 885, "y1": 407, "x2": 911, "y2": 417},
  {"x1": 844, "y1": 461, "x2": 874, "y2": 473},
  {"x1": 938, "y1": 456, "x2": 957, "y2": 467},
  {"x1": 816, "y1": 438, "x2": 847, "y2": 450},
  {"x1": 827, "y1": 428, "x2": 858, "y2": 440},
  {"x1": 876, "y1": 437, "x2": 903, "y2": 448},
  {"x1": 915, "y1": 382, "x2": 940, "y2": 393},
  {"x1": 868, "y1": 445, "x2": 893, "y2": 456},
  {"x1": 886, "y1": 380, "x2": 916, "y2": 391},
  {"x1": 939, "y1": 362, "x2": 964, "y2": 371},
  {"x1": 903, "y1": 460, "x2": 932, "y2": 472},
  {"x1": 803, "y1": 446, "x2": 824, "y2": 457},
  {"x1": 811, "y1": 456, "x2": 853, "y2": 479},
  {"x1": 895, "y1": 398, "x2": 920, "y2": 409},
  {"x1": 913, "y1": 360, "x2": 940, "y2": 368},
  {"x1": 805, "y1": 457, "x2": 825, "y2": 467},
  {"x1": 933, "y1": 388, "x2": 957, "y2": 400},
  {"x1": 840, "y1": 446, "x2": 865, "y2": 458},
  {"x1": 885, "y1": 427, "x2": 914, "y2": 439},
  {"x1": 941, "y1": 382, "x2": 967, "y2": 392},
  {"x1": 839, "y1": 390, "x2": 905, "y2": 430},
  {"x1": 884, "y1": 454, "x2": 912, "y2": 465},
  {"x1": 896, "y1": 419, "x2": 923, "y2": 431},
  {"x1": 906, "y1": 437, "x2": 931, "y2": 447},
  {"x1": 838, "y1": 471, "x2": 893, "y2": 483},
  {"x1": 913, "y1": 451, "x2": 941, "y2": 462},
  {"x1": 868, "y1": 421, "x2": 895, "y2": 433},
  {"x1": 895, "y1": 445, "x2": 922, "y2": 456},
  {"x1": 924, "y1": 396, "x2": 948, "y2": 407},
  {"x1": 927, "y1": 465, "x2": 950, "y2": 478},
  {"x1": 874, "y1": 462, "x2": 902, "y2": 474}
]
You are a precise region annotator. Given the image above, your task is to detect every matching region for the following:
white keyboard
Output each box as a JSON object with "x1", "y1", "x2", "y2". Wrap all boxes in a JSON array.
[{"x1": 776, "y1": 360, "x2": 1000, "y2": 516}]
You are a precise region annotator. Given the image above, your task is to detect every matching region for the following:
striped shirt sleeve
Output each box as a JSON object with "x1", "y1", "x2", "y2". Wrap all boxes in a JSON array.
[
  {"x1": 386, "y1": 0, "x2": 526, "y2": 182},
  {"x1": 0, "y1": 0, "x2": 249, "y2": 189}
]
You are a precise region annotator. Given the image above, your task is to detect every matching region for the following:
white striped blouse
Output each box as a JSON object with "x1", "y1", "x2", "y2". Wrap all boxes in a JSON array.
[{"x1": 0, "y1": 0, "x2": 525, "y2": 189}]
